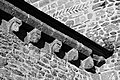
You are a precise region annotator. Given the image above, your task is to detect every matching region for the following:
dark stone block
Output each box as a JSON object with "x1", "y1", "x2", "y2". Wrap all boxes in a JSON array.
[
  {"x1": 52, "y1": 31, "x2": 65, "y2": 42},
  {"x1": 26, "y1": 15, "x2": 42, "y2": 29},
  {"x1": 83, "y1": 46, "x2": 92, "y2": 56},
  {"x1": 12, "y1": 8, "x2": 29, "y2": 23},
  {"x1": 78, "y1": 47, "x2": 90, "y2": 56},
  {"x1": 68, "y1": 39, "x2": 78, "y2": 49},
  {"x1": 33, "y1": 18, "x2": 43, "y2": 29},
  {"x1": 0, "y1": 0, "x2": 14, "y2": 15},
  {"x1": 42, "y1": 23, "x2": 54, "y2": 36}
]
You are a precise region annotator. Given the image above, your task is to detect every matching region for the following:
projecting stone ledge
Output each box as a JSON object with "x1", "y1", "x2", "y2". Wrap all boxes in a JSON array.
[{"x1": 0, "y1": 0, "x2": 114, "y2": 59}]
